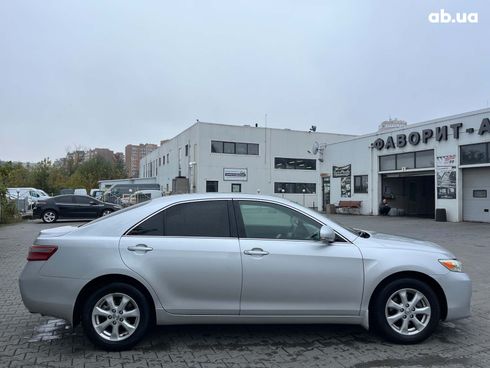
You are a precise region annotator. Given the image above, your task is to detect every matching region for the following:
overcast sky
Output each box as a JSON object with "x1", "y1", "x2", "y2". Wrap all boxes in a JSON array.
[{"x1": 1, "y1": 0, "x2": 489, "y2": 162}]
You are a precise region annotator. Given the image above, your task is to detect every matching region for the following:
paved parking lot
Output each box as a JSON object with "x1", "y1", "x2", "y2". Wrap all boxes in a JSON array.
[{"x1": 0, "y1": 216, "x2": 489, "y2": 368}]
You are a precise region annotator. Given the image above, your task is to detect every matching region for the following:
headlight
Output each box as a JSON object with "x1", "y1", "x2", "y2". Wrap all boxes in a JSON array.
[{"x1": 439, "y1": 259, "x2": 463, "y2": 272}]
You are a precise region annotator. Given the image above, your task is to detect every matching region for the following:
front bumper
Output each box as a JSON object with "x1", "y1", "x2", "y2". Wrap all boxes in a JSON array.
[
  {"x1": 434, "y1": 271, "x2": 472, "y2": 321},
  {"x1": 19, "y1": 262, "x2": 86, "y2": 325}
]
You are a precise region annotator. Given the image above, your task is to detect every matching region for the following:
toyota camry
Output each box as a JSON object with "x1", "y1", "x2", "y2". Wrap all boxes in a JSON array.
[{"x1": 19, "y1": 193, "x2": 471, "y2": 350}]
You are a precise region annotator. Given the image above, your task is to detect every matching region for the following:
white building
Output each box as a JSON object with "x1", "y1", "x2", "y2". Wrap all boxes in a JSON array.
[
  {"x1": 323, "y1": 108, "x2": 490, "y2": 222},
  {"x1": 140, "y1": 109, "x2": 490, "y2": 223},
  {"x1": 139, "y1": 122, "x2": 354, "y2": 208}
]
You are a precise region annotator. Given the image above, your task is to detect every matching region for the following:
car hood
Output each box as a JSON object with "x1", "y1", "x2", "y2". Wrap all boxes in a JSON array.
[
  {"x1": 361, "y1": 231, "x2": 455, "y2": 257},
  {"x1": 38, "y1": 226, "x2": 77, "y2": 238}
]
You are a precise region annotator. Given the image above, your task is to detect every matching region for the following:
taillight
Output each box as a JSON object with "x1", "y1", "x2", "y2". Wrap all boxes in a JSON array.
[{"x1": 27, "y1": 245, "x2": 58, "y2": 261}]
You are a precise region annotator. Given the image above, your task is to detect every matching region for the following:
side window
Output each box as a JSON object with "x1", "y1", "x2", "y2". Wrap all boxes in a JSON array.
[
  {"x1": 55, "y1": 196, "x2": 74, "y2": 204},
  {"x1": 237, "y1": 201, "x2": 321, "y2": 240},
  {"x1": 128, "y1": 211, "x2": 164, "y2": 236},
  {"x1": 75, "y1": 196, "x2": 92, "y2": 204},
  {"x1": 165, "y1": 201, "x2": 230, "y2": 237}
]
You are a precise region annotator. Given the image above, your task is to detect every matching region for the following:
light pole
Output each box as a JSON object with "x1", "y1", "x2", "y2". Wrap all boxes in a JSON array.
[
  {"x1": 281, "y1": 188, "x2": 285, "y2": 198},
  {"x1": 302, "y1": 188, "x2": 306, "y2": 206}
]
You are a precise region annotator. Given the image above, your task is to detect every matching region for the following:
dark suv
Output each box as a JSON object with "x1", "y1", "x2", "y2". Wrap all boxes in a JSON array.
[{"x1": 33, "y1": 195, "x2": 122, "y2": 223}]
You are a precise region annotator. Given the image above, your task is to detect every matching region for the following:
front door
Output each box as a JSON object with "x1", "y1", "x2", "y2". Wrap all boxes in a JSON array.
[
  {"x1": 119, "y1": 199, "x2": 242, "y2": 315},
  {"x1": 235, "y1": 200, "x2": 364, "y2": 315}
]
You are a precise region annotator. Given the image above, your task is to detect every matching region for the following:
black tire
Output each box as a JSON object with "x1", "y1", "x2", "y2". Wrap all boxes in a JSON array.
[
  {"x1": 101, "y1": 209, "x2": 113, "y2": 217},
  {"x1": 41, "y1": 209, "x2": 58, "y2": 223},
  {"x1": 82, "y1": 282, "x2": 151, "y2": 351},
  {"x1": 371, "y1": 278, "x2": 440, "y2": 344}
]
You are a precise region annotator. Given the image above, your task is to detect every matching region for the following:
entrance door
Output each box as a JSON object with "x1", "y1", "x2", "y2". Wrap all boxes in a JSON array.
[
  {"x1": 322, "y1": 176, "x2": 330, "y2": 211},
  {"x1": 382, "y1": 173, "x2": 435, "y2": 218},
  {"x1": 463, "y1": 168, "x2": 490, "y2": 222},
  {"x1": 235, "y1": 200, "x2": 364, "y2": 316}
]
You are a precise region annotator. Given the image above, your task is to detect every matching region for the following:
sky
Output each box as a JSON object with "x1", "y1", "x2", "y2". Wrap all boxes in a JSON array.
[{"x1": 1, "y1": 0, "x2": 489, "y2": 162}]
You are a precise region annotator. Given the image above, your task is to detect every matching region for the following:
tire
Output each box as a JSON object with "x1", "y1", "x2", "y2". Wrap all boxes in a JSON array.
[
  {"x1": 82, "y1": 282, "x2": 151, "y2": 351},
  {"x1": 371, "y1": 278, "x2": 440, "y2": 344},
  {"x1": 101, "y1": 209, "x2": 113, "y2": 217},
  {"x1": 41, "y1": 210, "x2": 58, "y2": 223}
]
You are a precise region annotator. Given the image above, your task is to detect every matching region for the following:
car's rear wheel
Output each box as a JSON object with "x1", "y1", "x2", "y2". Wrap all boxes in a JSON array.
[
  {"x1": 41, "y1": 210, "x2": 58, "y2": 223},
  {"x1": 101, "y1": 209, "x2": 113, "y2": 217},
  {"x1": 82, "y1": 283, "x2": 151, "y2": 350},
  {"x1": 371, "y1": 278, "x2": 440, "y2": 344}
]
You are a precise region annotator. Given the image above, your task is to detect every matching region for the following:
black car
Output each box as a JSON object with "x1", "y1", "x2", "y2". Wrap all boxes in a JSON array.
[{"x1": 33, "y1": 195, "x2": 122, "y2": 223}]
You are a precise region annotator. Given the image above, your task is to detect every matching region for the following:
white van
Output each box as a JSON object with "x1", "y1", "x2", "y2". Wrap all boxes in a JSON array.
[
  {"x1": 7, "y1": 187, "x2": 51, "y2": 207},
  {"x1": 129, "y1": 190, "x2": 163, "y2": 205}
]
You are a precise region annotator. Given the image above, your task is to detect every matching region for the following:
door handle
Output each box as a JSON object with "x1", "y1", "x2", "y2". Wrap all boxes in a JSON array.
[
  {"x1": 127, "y1": 244, "x2": 153, "y2": 252},
  {"x1": 244, "y1": 248, "x2": 269, "y2": 256}
]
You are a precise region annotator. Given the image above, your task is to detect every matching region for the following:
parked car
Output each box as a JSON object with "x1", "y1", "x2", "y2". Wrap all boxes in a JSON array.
[
  {"x1": 128, "y1": 190, "x2": 163, "y2": 205},
  {"x1": 74, "y1": 188, "x2": 88, "y2": 196},
  {"x1": 7, "y1": 187, "x2": 50, "y2": 206},
  {"x1": 19, "y1": 194, "x2": 471, "y2": 350},
  {"x1": 89, "y1": 189, "x2": 105, "y2": 200},
  {"x1": 32, "y1": 195, "x2": 122, "y2": 223}
]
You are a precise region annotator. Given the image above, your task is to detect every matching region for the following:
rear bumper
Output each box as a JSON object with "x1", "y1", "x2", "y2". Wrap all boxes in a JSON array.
[
  {"x1": 19, "y1": 262, "x2": 86, "y2": 325},
  {"x1": 434, "y1": 271, "x2": 472, "y2": 321}
]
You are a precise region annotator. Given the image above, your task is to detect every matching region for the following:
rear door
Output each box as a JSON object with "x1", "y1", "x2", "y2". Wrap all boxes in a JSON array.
[
  {"x1": 119, "y1": 199, "x2": 242, "y2": 315},
  {"x1": 53, "y1": 195, "x2": 76, "y2": 218}
]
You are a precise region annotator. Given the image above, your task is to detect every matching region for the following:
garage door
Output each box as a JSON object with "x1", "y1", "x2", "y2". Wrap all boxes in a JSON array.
[{"x1": 463, "y1": 168, "x2": 490, "y2": 222}]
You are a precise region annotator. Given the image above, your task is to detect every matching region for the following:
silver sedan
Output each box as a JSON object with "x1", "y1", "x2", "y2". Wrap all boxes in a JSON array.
[{"x1": 19, "y1": 193, "x2": 471, "y2": 350}]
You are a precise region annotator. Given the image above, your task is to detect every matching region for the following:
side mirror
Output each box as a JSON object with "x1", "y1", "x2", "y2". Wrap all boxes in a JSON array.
[{"x1": 319, "y1": 225, "x2": 336, "y2": 243}]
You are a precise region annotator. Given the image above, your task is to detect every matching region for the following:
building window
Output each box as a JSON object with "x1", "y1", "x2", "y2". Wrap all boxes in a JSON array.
[
  {"x1": 211, "y1": 140, "x2": 259, "y2": 155},
  {"x1": 231, "y1": 183, "x2": 241, "y2": 192},
  {"x1": 185, "y1": 144, "x2": 189, "y2": 157},
  {"x1": 415, "y1": 150, "x2": 434, "y2": 168},
  {"x1": 396, "y1": 153, "x2": 415, "y2": 170},
  {"x1": 206, "y1": 181, "x2": 219, "y2": 192},
  {"x1": 380, "y1": 150, "x2": 434, "y2": 171},
  {"x1": 166, "y1": 154, "x2": 169, "y2": 164},
  {"x1": 275, "y1": 157, "x2": 316, "y2": 170},
  {"x1": 354, "y1": 175, "x2": 368, "y2": 193},
  {"x1": 379, "y1": 155, "x2": 396, "y2": 171},
  {"x1": 274, "y1": 182, "x2": 316, "y2": 194},
  {"x1": 223, "y1": 142, "x2": 235, "y2": 154},
  {"x1": 460, "y1": 143, "x2": 489, "y2": 165},
  {"x1": 159, "y1": 157, "x2": 161, "y2": 166},
  {"x1": 162, "y1": 156, "x2": 165, "y2": 165},
  {"x1": 211, "y1": 141, "x2": 224, "y2": 153}
]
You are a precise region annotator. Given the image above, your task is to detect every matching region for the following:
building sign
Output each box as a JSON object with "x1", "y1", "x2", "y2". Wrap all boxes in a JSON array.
[
  {"x1": 436, "y1": 155, "x2": 456, "y2": 199},
  {"x1": 333, "y1": 164, "x2": 351, "y2": 198},
  {"x1": 372, "y1": 118, "x2": 490, "y2": 151},
  {"x1": 223, "y1": 168, "x2": 248, "y2": 181},
  {"x1": 332, "y1": 164, "x2": 351, "y2": 178}
]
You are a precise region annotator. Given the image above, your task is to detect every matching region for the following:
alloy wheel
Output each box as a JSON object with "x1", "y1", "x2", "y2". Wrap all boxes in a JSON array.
[
  {"x1": 43, "y1": 211, "x2": 56, "y2": 223},
  {"x1": 385, "y1": 288, "x2": 431, "y2": 336},
  {"x1": 91, "y1": 293, "x2": 140, "y2": 342}
]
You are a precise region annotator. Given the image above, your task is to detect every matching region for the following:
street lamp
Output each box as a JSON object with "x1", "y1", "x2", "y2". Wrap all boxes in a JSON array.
[
  {"x1": 302, "y1": 188, "x2": 306, "y2": 206},
  {"x1": 281, "y1": 188, "x2": 285, "y2": 198}
]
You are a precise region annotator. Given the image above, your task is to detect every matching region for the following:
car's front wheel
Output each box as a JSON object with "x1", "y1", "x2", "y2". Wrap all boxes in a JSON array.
[
  {"x1": 82, "y1": 283, "x2": 151, "y2": 350},
  {"x1": 41, "y1": 210, "x2": 58, "y2": 223},
  {"x1": 371, "y1": 278, "x2": 440, "y2": 344}
]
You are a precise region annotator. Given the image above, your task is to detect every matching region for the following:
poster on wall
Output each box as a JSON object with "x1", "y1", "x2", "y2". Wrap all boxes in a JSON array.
[
  {"x1": 332, "y1": 164, "x2": 351, "y2": 178},
  {"x1": 341, "y1": 176, "x2": 351, "y2": 198},
  {"x1": 436, "y1": 155, "x2": 456, "y2": 199}
]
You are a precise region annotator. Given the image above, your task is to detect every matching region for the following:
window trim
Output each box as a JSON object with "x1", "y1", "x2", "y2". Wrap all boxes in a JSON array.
[{"x1": 124, "y1": 199, "x2": 237, "y2": 238}]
